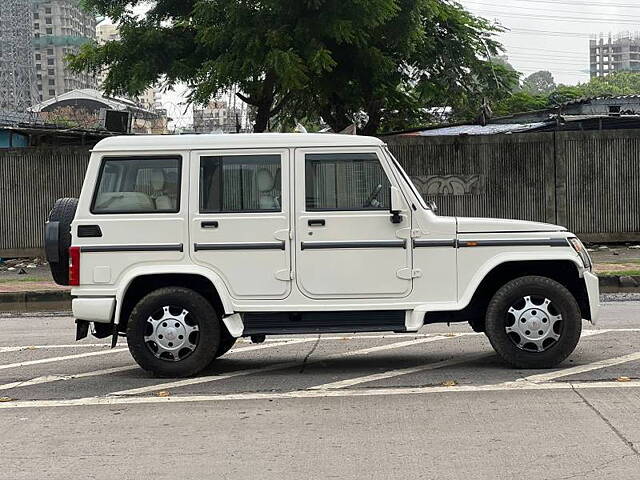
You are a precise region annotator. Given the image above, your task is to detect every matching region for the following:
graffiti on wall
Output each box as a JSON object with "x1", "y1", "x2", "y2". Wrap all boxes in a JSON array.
[{"x1": 410, "y1": 174, "x2": 485, "y2": 196}]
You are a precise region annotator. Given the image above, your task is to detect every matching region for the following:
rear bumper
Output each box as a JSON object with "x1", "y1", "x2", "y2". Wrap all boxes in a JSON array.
[
  {"x1": 583, "y1": 271, "x2": 601, "y2": 324},
  {"x1": 72, "y1": 297, "x2": 115, "y2": 324}
]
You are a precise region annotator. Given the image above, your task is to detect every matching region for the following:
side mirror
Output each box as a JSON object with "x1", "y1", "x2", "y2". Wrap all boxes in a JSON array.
[
  {"x1": 426, "y1": 200, "x2": 438, "y2": 214},
  {"x1": 390, "y1": 186, "x2": 404, "y2": 224}
]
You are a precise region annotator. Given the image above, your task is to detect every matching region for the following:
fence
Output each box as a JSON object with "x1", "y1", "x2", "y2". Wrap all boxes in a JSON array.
[
  {"x1": 0, "y1": 146, "x2": 90, "y2": 257},
  {"x1": 2, "y1": 130, "x2": 640, "y2": 257},
  {"x1": 386, "y1": 129, "x2": 640, "y2": 243}
]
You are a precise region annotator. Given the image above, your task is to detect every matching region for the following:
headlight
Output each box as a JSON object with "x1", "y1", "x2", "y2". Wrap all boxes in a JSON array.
[{"x1": 568, "y1": 237, "x2": 592, "y2": 271}]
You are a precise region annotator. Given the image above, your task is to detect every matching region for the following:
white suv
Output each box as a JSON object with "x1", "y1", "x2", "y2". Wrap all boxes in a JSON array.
[{"x1": 45, "y1": 133, "x2": 600, "y2": 377}]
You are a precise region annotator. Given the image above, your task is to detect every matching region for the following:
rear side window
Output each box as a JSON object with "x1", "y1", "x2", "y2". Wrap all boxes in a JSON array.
[
  {"x1": 305, "y1": 153, "x2": 391, "y2": 211},
  {"x1": 92, "y1": 157, "x2": 181, "y2": 214},
  {"x1": 200, "y1": 155, "x2": 281, "y2": 213}
]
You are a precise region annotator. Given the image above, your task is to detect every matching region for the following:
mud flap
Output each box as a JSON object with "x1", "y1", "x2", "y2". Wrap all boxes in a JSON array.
[{"x1": 75, "y1": 319, "x2": 89, "y2": 340}]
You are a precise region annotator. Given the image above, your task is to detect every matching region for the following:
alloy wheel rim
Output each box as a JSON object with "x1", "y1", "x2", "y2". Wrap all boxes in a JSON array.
[
  {"x1": 144, "y1": 305, "x2": 199, "y2": 361},
  {"x1": 505, "y1": 295, "x2": 562, "y2": 352}
]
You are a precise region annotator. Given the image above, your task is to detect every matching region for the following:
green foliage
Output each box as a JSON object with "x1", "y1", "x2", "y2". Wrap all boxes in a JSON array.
[
  {"x1": 493, "y1": 92, "x2": 548, "y2": 117},
  {"x1": 69, "y1": 0, "x2": 516, "y2": 133},
  {"x1": 522, "y1": 70, "x2": 556, "y2": 95}
]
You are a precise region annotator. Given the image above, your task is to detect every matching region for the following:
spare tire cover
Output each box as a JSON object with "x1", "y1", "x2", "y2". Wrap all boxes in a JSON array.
[{"x1": 45, "y1": 197, "x2": 78, "y2": 286}]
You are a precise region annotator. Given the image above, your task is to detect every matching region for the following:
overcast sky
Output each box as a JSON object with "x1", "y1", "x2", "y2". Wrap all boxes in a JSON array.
[
  {"x1": 158, "y1": 0, "x2": 640, "y2": 128},
  {"x1": 460, "y1": 0, "x2": 640, "y2": 85}
]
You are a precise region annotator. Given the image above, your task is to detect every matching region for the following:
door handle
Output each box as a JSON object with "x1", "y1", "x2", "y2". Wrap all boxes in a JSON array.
[
  {"x1": 308, "y1": 219, "x2": 326, "y2": 227},
  {"x1": 201, "y1": 221, "x2": 219, "y2": 229}
]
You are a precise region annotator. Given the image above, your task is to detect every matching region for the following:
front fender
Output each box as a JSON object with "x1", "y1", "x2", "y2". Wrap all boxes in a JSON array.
[
  {"x1": 457, "y1": 250, "x2": 585, "y2": 310},
  {"x1": 113, "y1": 264, "x2": 235, "y2": 325}
]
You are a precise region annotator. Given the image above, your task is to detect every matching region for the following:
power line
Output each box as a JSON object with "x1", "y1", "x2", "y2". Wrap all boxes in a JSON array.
[
  {"x1": 474, "y1": 10, "x2": 640, "y2": 25},
  {"x1": 511, "y1": 0, "x2": 640, "y2": 8},
  {"x1": 464, "y1": 0, "x2": 640, "y2": 18}
]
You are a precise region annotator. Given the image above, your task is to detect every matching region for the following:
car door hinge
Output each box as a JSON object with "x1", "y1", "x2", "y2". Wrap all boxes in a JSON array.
[
  {"x1": 396, "y1": 268, "x2": 422, "y2": 280},
  {"x1": 275, "y1": 269, "x2": 294, "y2": 281},
  {"x1": 274, "y1": 229, "x2": 290, "y2": 241}
]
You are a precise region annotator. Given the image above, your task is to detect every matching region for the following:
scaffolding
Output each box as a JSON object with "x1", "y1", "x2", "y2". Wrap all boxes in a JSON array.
[{"x1": 0, "y1": 0, "x2": 38, "y2": 113}]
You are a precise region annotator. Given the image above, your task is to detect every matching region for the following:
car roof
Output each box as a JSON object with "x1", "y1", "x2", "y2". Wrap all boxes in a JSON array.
[{"x1": 92, "y1": 133, "x2": 384, "y2": 152}]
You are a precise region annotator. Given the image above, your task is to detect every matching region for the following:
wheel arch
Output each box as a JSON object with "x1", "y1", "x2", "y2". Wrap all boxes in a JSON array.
[
  {"x1": 425, "y1": 258, "x2": 590, "y2": 331},
  {"x1": 114, "y1": 267, "x2": 234, "y2": 332}
]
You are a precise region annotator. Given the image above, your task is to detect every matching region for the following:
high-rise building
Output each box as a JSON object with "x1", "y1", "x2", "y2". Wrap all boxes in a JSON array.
[
  {"x1": 590, "y1": 33, "x2": 640, "y2": 78},
  {"x1": 193, "y1": 100, "x2": 244, "y2": 133},
  {"x1": 32, "y1": 0, "x2": 97, "y2": 102}
]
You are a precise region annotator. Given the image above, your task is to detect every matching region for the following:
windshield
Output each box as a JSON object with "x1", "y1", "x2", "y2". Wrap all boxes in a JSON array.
[{"x1": 383, "y1": 146, "x2": 429, "y2": 210}]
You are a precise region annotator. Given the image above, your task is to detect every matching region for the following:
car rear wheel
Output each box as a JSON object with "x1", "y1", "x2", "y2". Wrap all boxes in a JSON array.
[
  {"x1": 127, "y1": 287, "x2": 220, "y2": 377},
  {"x1": 485, "y1": 276, "x2": 582, "y2": 369}
]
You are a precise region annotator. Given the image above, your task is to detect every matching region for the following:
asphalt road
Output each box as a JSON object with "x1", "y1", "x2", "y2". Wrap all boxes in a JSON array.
[{"x1": 1, "y1": 301, "x2": 640, "y2": 479}]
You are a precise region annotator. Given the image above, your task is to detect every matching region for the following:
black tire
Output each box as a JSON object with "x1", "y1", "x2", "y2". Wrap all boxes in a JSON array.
[
  {"x1": 215, "y1": 327, "x2": 237, "y2": 359},
  {"x1": 45, "y1": 197, "x2": 78, "y2": 285},
  {"x1": 127, "y1": 287, "x2": 221, "y2": 377},
  {"x1": 485, "y1": 276, "x2": 582, "y2": 369}
]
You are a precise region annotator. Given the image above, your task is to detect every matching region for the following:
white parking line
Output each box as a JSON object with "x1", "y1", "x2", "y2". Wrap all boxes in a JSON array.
[
  {"x1": 0, "y1": 365, "x2": 137, "y2": 391},
  {"x1": 0, "y1": 343, "x2": 111, "y2": 354},
  {"x1": 3, "y1": 379, "x2": 640, "y2": 410},
  {"x1": 308, "y1": 353, "x2": 489, "y2": 390},
  {"x1": 520, "y1": 351, "x2": 640, "y2": 384},
  {"x1": 0, "y1": 348, "x2": 128, "y2": 371},
  {"x1": 110, "y1": 335, "x2": 464, "y2": 396},
  {"x1": 0, "y1": 339, "x2": 316, "y2": 392}
]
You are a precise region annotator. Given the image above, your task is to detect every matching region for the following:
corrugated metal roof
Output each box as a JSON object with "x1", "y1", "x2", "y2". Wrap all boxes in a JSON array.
[{"x1": 403, "y1": 122, "x2": 550, "y2": 136}]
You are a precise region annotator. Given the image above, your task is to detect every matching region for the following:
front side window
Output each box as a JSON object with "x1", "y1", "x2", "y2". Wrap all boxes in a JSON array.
[
  {"x1": 92, "y1": 157, "x2": 181, "y2": 213},
  {"x1": 200, "y1": 155, "x2": 281, "y2": 213},
  {"x1": 305, "y1": 153, "x2": 391, "y2": 211}
]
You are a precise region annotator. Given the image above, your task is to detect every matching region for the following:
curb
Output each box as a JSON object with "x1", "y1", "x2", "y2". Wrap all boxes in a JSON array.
[{"x1": 1, "y1": 275, "x2": 639, "y2": 313}]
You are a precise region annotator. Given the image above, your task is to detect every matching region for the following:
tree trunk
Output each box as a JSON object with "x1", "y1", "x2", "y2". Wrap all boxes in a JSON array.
[{"x1": 253, "y1": 104, "x2": 271, "y2": 133}]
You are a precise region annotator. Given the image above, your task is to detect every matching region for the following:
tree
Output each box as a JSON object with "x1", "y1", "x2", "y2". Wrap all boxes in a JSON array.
[
  {"x1": 69, "y1": 0, "x2": 515, "y2": 134},
  {"x1": 522, "y1": 70, "x2": 556, "y2": 94},
  {"x1": 492, "y1": 91, "x2": 548, "y2": 117}
]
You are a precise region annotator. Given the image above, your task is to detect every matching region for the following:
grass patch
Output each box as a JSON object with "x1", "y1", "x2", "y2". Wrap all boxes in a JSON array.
[{"x1": 0, "y1": 277, "x2": 43, "y2": 283}]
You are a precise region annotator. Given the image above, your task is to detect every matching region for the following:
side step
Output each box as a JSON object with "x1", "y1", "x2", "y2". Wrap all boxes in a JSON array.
[{"x1": 242, "y1": 310, "x2": 406, "y2": 336}]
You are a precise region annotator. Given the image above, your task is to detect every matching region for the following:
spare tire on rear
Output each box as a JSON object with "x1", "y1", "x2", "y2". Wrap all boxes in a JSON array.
[{"x1": 44, "y1": 197, "x2": 78, "y2": 285}]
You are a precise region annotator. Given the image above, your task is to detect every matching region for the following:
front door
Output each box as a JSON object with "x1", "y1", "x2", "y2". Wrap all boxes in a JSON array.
[
  {"x1": 190, "y1": 149, "x2": 291, "y2": 299},
  {"x1": 294, "y1": 148, "x2": 412, "y2": 299}
]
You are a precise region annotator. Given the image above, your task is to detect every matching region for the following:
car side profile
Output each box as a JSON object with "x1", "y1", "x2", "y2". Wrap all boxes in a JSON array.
[{"x1": 45, "y1": 133, "x2": 600, "y2": 377}]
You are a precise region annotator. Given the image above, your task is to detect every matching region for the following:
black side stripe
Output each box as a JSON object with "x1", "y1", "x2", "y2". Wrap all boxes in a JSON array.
[
  {"x1": 301, "y1": 240, "x2": 406, "y2": 250},
  {"x1": 457, "y1": 238, "x2": 569, "y2": 248},
  {"x1": 413, "y1": 239, "x2": 456, "y2": 248},
  {"x1": 412, "y1": 238, "x2": 569, "y2": 248},
  {"x1": 81, "y1": 244, "x2": 183, "y2": 253},
  {"x1": 194, "y1": 242, "x2": 285, "y2": 251}
]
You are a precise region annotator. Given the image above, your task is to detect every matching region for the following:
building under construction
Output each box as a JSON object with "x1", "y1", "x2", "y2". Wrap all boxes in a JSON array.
[
  {"x1": 0, "y1": 0, "x2": 96, "y2": 114},
  {"x1": 590, "y1": 32, "x2": 640, "y2": 78}
]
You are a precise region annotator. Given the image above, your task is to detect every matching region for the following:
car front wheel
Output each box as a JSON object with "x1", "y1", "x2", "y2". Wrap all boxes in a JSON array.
[
  {"x1": 485, "y1": 276, "x2": 582, "y2": 369},
  {"x1": 127, "y1": 287, "x2": 220, "y2": 377}
]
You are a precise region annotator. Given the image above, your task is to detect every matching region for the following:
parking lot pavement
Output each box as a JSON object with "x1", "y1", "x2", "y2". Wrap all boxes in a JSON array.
[{"x1": 1, "y1": 304, "x2": 640, "y2": 479}]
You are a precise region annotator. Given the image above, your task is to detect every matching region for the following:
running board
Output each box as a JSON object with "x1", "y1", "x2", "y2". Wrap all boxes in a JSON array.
[{"x1": 242, "y1": 311, "x2": 406, "y2": 336}]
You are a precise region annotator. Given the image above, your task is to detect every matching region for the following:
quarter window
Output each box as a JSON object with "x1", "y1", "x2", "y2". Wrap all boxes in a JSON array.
[
  {"x1": 200, "y1": 155, "x2": 281, "y2": 213},
  {"x1": 305, "y1": 153, "x2": 391, "y2": 211},
  {"x1": 92, "y1": 157, "x2": 181, "y2": 213}
]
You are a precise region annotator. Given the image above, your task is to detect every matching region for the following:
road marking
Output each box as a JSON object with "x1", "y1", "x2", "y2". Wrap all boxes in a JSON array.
[
  {"x1": 0, "y1": 339, "x2": 316, "y2": 392},
  {"x1": 0, "y1": 348, "x2": 128, "y2": 371},
  {"x1": 308, "y1": 353, "x2": 489, "y2": 390},
  {"x1": 520, "y1": 351, "x2": 640, "y2": 384},
  {"x1": 0, "y1": 343, "x2": 111, "y2": 354},
  {"x1": 0, "y1": 365, "x2": 137, "y2": 391},
  {"x1": 3, "y1": 379, "x2": 640, "y2": 410},
  {"x1": 110, "y1": 335, "x2": 463, "y2": 396}
]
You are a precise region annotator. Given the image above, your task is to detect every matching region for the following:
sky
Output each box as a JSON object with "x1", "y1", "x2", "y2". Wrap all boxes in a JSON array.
[
  {"x1": 155, "y1": 0, "x2": 640, "y2": 128},
  {"x1": 460, "y1": 0, "x2": 640, "y2": 85}
]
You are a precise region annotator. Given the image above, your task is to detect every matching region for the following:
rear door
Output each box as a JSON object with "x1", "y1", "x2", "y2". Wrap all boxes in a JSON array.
[
  {"x1": 294, "y1": 148, "x2": 413, "y2": 299},
  {"x1": 189, "y1": 149, "x2": 291, "y2": 299}
]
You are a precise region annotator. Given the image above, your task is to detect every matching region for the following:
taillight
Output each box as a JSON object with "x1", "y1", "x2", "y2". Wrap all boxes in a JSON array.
[{"x1": 69, "y1": 246, "x2": 80, "y2": 286}]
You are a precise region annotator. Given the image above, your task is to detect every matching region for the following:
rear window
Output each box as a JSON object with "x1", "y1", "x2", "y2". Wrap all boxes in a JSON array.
[{"x1": 92, "y1": 157, "x2": 181, "y2": 214}]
